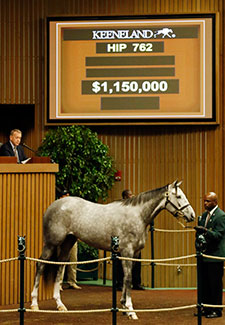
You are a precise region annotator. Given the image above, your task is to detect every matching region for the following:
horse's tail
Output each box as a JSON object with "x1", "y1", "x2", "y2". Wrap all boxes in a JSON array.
[{"x1": 42, "y1": 246, "x2": 59, "y2": 286}]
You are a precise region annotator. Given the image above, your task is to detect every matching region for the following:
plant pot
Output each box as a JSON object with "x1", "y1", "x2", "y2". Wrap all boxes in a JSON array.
[{"x1": 77, "y1": 261, "x2": 98, "y2": 281}]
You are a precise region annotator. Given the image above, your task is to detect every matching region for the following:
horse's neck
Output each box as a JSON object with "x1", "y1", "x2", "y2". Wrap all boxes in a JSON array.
[{"x1": 141, "y1": 191, "x2": 166, "y2": 225}]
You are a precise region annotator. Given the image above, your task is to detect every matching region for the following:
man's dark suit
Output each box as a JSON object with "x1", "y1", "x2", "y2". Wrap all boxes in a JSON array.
[
  {"x1": 0, "y1": 141, "x2": 27, "y2": 163},
  {"x1": 198, "y1": 207, "x2": 225, "y2": 315}
]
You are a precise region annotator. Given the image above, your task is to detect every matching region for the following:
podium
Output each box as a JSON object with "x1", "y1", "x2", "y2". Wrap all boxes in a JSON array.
[
  {"x1": 0, "y1": 156, "x2": 17, "y2": 163},
  {"x1": 0, "y1": 157, "x2": 59, "y2": 306}
]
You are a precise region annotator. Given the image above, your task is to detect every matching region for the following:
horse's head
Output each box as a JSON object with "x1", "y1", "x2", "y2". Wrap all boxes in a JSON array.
[{"x1": 165, "y1": 180, "x2": 195, "y2": 222}]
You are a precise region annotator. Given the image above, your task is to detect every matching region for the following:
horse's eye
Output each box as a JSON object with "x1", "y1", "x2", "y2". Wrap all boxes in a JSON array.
[{"x1": 176, "y1": 195, "x2": 181, "y2": 199}]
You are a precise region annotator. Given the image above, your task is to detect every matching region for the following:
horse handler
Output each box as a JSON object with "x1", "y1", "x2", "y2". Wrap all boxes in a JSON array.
[{"x1": 194, "y1": 192, "x2": 225, "y2": 318}]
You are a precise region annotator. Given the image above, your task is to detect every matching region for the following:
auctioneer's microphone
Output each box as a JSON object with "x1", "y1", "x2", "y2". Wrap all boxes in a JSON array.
[
  {"x1": 22, "y1": 143, "x2": 37, "y2": 154},
  {"x1": 22, "y1": 143, "x2": 55, "y2": 163}
]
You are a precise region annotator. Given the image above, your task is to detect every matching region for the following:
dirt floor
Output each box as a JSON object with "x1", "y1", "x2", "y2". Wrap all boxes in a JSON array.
[{"x1": 1, "y1": 284, "x2": 224, "y2": 325}]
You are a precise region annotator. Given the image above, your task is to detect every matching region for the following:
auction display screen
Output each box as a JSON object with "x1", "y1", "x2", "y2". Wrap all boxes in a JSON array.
[{"x1": 46, "y1": 15, "x2": 216, "y2": 123}]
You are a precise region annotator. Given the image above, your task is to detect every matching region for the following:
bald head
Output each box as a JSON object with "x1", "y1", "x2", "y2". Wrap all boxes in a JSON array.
[
  {"x1": 204, "y1": 192, "x2": 218, "y2": 211},
  {"x1": 122, "y1": 189, "x2": 133, "y2": 199}
]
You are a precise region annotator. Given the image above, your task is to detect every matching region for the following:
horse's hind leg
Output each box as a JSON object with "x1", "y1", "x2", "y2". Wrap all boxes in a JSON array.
[
  {"x1": 53, "y1": 235, "x2": 77, "y2": 311},
  {"x1": 53, "y1": 265, "x2": 67, "y2": 311},
  {"x1": 30, "y1": 264, "x2": 42, "y2": 310},
  {"x1": 31, "y1": 244, "x2": 55, "y2": 310}
]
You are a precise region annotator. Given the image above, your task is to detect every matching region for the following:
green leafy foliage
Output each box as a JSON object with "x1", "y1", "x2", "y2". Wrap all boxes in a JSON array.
[
  {"x1": 77, "y1": 241, "x2": 99, "y2": 261},
  {"x1": 38, "y1": 125, "x2": 116, "y2": 202}
]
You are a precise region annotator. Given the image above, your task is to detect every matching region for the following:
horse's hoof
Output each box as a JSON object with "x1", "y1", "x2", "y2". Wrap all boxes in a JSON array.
[
  {"x1": 128, "y1": 313, "x2": 138, "y2": 320},
  {"x1": 58, "y1": 305, "x2": 67, "y2": 311},
  {"x1": 30, "y1": 305, "x2": 39, "y2": 311}
]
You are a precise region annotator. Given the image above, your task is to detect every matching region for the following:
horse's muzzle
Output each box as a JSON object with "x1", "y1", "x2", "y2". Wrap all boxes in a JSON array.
[{"x1": 183, "y1": 212, "x2": 195, "y2": 222}]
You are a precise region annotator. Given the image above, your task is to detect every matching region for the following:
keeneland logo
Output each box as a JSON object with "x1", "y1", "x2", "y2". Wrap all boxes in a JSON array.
[
  {"x1": 92, "y1": 28, "x2": 176, "y2": 40},
  {"x1": 153, "y1": 28, "x2": 176, "y2": 38}
]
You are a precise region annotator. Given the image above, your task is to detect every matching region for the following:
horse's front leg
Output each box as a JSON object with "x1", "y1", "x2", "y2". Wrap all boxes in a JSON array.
[
  {"x1": 120, "y1": 259, "x2": 138, "y2": 320},
  {"x1": 53, "y1": 265, "x2": 67, "y2": 311},
  {"x1": 54, "y1": 236, "x2": 77, "y2": 311}
]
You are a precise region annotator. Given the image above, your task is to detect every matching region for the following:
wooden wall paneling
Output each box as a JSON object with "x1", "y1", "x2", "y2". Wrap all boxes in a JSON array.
[
  {"x1": 115, "y1": 130, "x2": 124, "y2": 197},
  {"x1": 142, "y1": 227, "x2": 151, "y2": 287},
  {"x1": 15, "y1": 174, "x2": 20, "y2": 303},
  {"x1": 0, "y1": 166, "x2": 57, "y2": 305},
  {"x1": 25, "y1": 172, "x2": 33, "y2": 301},
  {"x1": 6, "y1": 174, "x2": 11, "y2": 303},
  {"x1": 2, "y1": 174, "x2": 7, "y2": 303},
  {"x1": 29, "y1": 173, "x2": 35, "y2": 301},
  {"x1": 10, "y1": 175, "x2": 15, "y2": 304}
]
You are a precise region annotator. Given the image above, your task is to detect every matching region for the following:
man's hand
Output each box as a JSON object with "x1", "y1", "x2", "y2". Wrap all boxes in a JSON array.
[{"x1": 194, "y1": 226, "x2": 207, "y2": 234}]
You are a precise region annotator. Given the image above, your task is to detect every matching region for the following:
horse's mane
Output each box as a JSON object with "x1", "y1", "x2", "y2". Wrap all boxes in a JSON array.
[{"x1": 121, "y1": 184, "x2": 168, "y2": 206}]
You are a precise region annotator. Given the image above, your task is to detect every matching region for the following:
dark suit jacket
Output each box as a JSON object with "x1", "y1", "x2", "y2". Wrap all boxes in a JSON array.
[
  {"x1": 0, "y1": 141, "x2": 27, "y2": 163},
  {"x1": 198, "y1": 207, "x2": 225, "y2": 261}
]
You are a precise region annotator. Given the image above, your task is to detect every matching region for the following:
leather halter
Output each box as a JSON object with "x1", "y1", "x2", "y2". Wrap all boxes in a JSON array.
[{"x1": 165, "y1": 191, "x2": 190, "y2": 218}]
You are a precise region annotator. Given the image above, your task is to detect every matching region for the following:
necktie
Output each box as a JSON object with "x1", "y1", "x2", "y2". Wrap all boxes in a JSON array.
[
  {"x1": 204, "y1": 213, "x2": 211, "y2": 227},
  {"x1": 14, "y1": 146, "x2": 19, "y2": 163}
]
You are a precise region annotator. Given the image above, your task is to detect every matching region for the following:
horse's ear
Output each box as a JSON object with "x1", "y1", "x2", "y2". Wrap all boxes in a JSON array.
[
  {"x1": 171, "y1": 180, "x2": 182, "y2": 188},
  {"x1": 175, "y1": 180, "x2": 183, "y2": 187},
  {"x1": 171, "y1": 179, "x2": 178, "y2": 187}
]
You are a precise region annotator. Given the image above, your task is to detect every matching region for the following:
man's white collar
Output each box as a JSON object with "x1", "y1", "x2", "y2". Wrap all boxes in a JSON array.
[{"x1": 209, "y1": 205, "x2": 218, "y2": 216}]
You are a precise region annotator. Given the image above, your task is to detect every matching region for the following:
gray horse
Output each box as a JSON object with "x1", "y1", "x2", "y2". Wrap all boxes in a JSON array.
[{"x1": 31, "y1": 180, "x2": 195, "y2": 319}]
